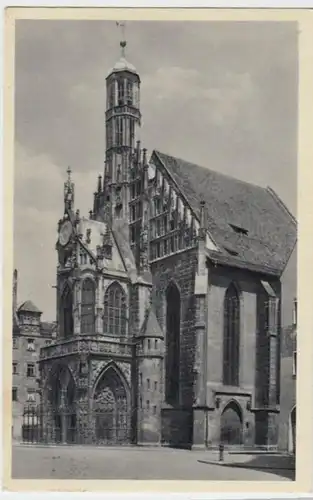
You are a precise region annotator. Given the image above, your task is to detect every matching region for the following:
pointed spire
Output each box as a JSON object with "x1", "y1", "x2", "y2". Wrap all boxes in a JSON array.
[
  {"x1": 199, "y1": 200, "x2": 206, "y2": 240},
  {"x1": 142, "y1": 148, "x2": 147, "y2": 166},
  {"x1": 98, "y1": 175, "x2": 102, "y2": 193},
  {"x1": 136, "y1": 140, "x2": 141, "y2": 164},
  {"x1": 64, "y1": 166, "x2": 75, "y2": 211}
]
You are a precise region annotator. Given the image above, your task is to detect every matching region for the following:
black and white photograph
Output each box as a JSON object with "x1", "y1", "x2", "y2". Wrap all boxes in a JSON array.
[{"x1": 4, "y1": 9, "x2": 308, "y2": 487}]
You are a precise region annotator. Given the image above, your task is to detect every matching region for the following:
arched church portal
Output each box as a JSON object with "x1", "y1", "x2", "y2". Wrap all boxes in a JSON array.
[
  {"x1": 92, "y1": 365, "x2": 130, "y2": 445},
  {"x1": 220, "y1": 401, "x2": 243, "y2": 446},
  {"x1": 44, "y1": 364, "x2": 77, "y2": 444}
]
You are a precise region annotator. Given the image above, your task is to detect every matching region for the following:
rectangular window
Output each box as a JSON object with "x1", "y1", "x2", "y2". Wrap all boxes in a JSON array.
[
  {"x1": 13, "y1": 337, "x2": 18, "y2": 349},
  {"x1": 137, "y1": 202, "x2": 142, "y2": 218},
  {"x1": 129, "y1": 119, "x2": 135, "y2": 148},
  {"x1": 109, "y1": 82, "x2": 115, "y2": 108},
  {"x1": 156, "y1": 219, "x2": 161, "y2": 237},
  {"x1": 155, "y1": 198, "x2": 161, "y2": 215},
  {"x1": 131, "y1": 226, "x2": 136, "y2": 244},
  {"x1": 164, "y1": 215, "x2": 168, "y2": 232},
  {"x1": 12, "y1": 362, "x2": 18, "y2": 375},
  {"x1": 156, "y1": 242, "x2": 160, "y2": 259},
  {"x1": 131, "y1": 184, "x2": 136, "y2": 199},
  {"x1": 154, "y1": 381, "x2": 158, "y2": 390},
  {"x1": 164, "y1": 239, "x2": 168, "y2": 255},
  {"x1": 27, "y1": 389, "x2": 36, "y2": 402},
  {"x1": 27, "y1": 363, "x2": 35, "y2": 378},
  {"x1": 116, "y1": 117, "x2": 123, "y2": 146},
  {"x1": 27, "y1": 338, "x2": 35, "y2": 351},
  {"x1": 293, "y1": 351, "x2": 297, "y2": 377},
  {"x1": 174, "y1": 233, "x2": 179, "y2": 252},
  {"x1": 12, "y1": 387, "x2": 18, "y2": 401},
  {"x1": 131, "y1": 205, "x2": 136, "y2": 221},
  {"x1": 170, "y1": 237, "x2": 174, "y2": 253}
]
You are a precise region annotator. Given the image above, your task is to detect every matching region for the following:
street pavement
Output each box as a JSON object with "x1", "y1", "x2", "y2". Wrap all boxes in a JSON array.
[{"x1": 11, "y1": 444, "x2": 295, "y2": 481}]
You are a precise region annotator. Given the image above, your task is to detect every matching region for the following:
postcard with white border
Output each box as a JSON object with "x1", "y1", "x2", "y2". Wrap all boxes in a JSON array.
[{"x1": 2, "y1": 6, "x2": 313, "y2": 494}]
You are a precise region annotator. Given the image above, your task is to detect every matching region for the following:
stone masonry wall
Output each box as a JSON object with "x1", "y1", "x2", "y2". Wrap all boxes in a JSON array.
[{"x1": 151, "y1": 248, "x2": 198, "y2": 408}]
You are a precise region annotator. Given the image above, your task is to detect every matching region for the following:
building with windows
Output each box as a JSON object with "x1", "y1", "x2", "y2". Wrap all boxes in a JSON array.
[
  {"x1": 12, "y1": 269, "x2": 56, "y2": 440},
  {"x1": 278, "y1": 298, "x2": 297, "y2": 454},
  {"x1": 38, "y1": 36, "x2": 297, "y2": 449}
]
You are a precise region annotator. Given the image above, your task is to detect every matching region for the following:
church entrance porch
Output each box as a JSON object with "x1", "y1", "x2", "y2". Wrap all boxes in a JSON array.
[
  {"x1": 91, "y1": 363, "x2": 131, "y2": 445},
  {"x1": 220, "y1": 402, "x2": 243, "y2": 446}
]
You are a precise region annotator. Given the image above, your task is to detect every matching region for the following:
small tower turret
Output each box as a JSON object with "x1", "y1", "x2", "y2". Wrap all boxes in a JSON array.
[{"x1": 136, "y1": 306, "x2": 164, "y2": 445}]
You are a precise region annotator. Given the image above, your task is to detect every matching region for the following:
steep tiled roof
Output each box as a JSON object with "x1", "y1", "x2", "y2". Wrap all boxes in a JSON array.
[
  {"x1": 17, "y1": 300, "x2": 42, "y2": 314},
  {"x1": 153, "y1": 151, "x2": 297, "y2": 276},
  {"x1": 139, "y1": 307, "x2": 164, "y2": 338}
]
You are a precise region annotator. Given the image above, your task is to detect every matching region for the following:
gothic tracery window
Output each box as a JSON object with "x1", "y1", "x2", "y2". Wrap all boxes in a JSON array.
[
  {"x1": 62, "y1": 284, "x2": 73, "y2": 338},
  {"x1": 223, "y1": 283, "x2": 240, "y2": 386},
  {"x1": 103, "y1": 282, "x2": 127, "y2": 336},
  {"x1": 165, "y1": 282, "x2": 181, "y2": 405},
  {"x1": 81, "y1": 278, "x2": 95, "y2": 334}
]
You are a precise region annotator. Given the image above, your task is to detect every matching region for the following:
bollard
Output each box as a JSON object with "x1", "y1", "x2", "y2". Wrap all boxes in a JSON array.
[{"x1": 218, "y1": 443, "x2": 224, "y2": 462}]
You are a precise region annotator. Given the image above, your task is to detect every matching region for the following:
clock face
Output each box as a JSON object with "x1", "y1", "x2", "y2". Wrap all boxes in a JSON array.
[{"x1": 59, "y1": 220, "x2": 72, "y2": 247}]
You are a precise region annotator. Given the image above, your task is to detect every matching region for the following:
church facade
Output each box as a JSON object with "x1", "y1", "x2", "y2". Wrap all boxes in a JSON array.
[{"x1": 38, "y1": 38, "x2": 297, "y2": 449}]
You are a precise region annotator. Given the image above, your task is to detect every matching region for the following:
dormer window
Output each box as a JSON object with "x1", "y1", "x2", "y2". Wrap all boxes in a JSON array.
[{"x1": 229, "y1": 223, "x2": 248, "y2": 236}]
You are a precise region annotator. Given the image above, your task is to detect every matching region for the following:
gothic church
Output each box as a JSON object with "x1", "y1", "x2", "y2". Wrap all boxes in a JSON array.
[{"x1": 39, "y1": 36, "x2": 297, "y2": 449}]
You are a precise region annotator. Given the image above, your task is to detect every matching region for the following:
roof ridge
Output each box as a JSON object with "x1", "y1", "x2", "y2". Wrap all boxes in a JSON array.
[
  {"x1": 154, "y1": 150, "x2": 268, "y2": 193},
  {"x1": 266, "y1": 187, "x2": 297, "y2": 226}
]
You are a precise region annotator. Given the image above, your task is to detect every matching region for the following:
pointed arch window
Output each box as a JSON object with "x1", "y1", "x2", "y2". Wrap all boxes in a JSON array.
[
  {"x1": 62, "y1": 284, "x2": 73, "y2": 338},
  {"x1": 223, "y1": 283, "x2": 240, "y2": 386},
  {"x1": 103, "y1": 282, "x2": 127, "y2": 336},
  {"x1": 165, "y1": 282, "x2": 181, "y2": 405},
  {"x1": 81, "y1": 278, "x2": 95, "y2": 334}
]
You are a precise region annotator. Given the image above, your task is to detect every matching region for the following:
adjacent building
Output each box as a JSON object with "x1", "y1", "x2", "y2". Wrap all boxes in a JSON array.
[
  {"x1": 37, "y1": 37, "x2": 297, "y2": 449},
  {"x1": 12, "y1": 269, "x2": 56, "y2": 440},
  {"x1": 278, "y1": 298, "x2": 297, "y2": 454}
]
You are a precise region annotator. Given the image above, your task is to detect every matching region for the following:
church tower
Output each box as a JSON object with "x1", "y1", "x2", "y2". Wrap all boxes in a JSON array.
[{"x1": 97, "y1": 24, "x2": 141, "y2": 224}]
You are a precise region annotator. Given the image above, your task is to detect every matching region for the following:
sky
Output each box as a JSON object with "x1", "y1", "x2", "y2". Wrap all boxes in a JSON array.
[{"x1": 14, "y1": 20, "x2": 298, "y2": 323}]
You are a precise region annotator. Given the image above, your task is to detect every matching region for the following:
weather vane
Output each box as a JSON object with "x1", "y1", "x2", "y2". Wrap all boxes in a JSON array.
[{"x1": 116, "y1": 21, "x2": 127, "y2": 56}]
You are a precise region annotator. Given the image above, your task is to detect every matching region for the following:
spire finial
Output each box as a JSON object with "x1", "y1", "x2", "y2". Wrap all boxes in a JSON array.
[
  {"x1": 64, "y1": 166, "x2": 75, "y2": 211},
  {"x1": 67, "y1": 166, "x2": 72, "y2": 181},
  {"x1": 116, "y1": 21, "x2": 127, "y2": 57}
]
